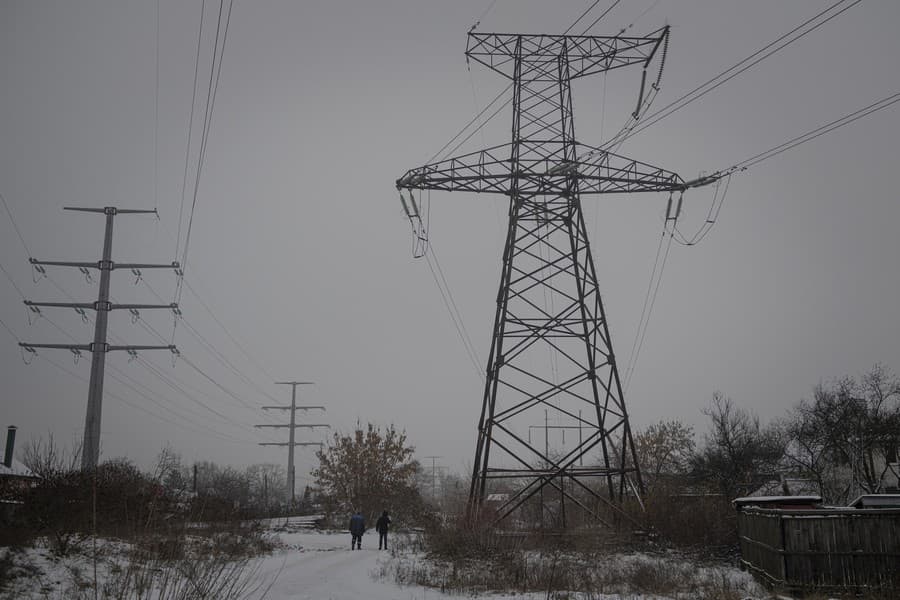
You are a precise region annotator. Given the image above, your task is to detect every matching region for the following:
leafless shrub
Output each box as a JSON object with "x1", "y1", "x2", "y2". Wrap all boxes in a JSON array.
[
  {"x1": 68, "y1": 549, "x2": 278, "y2": 600},
  {"x1": 19, "y1": 432, "x2": 82, "y2": 479}
]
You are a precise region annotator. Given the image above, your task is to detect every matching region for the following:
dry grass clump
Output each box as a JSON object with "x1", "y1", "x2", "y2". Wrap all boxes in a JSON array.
[
  {"x1": 0, "y1": 521, "x2": 281, "y2": 600},
  {"x1": 383, "y1": 519, "x2": 763, "y2": 599}
]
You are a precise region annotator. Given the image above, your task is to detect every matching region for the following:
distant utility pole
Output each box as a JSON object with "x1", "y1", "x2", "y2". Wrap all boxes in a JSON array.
[
  {"x1": 424, "y1": 455, "x2": 444, "y2": 501},
  {"x1": 20, "y1": 207, "x2": 179, "y2": 470},
  {"x1": 255, "y1": 381, "x2": 328, "y2": 504},
  {"x1": 527, "y1": 410, "x2": 585, "y2": 466}
]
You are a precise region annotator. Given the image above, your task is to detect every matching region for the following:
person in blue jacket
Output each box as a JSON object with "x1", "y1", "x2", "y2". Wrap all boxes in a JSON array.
[{"x1": 349, "y1": 509, "x2": 366, "y2": 550}]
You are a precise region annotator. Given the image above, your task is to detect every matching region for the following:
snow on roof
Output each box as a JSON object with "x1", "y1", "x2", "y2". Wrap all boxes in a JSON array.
[
  {"x1": 733, "y1": 495, "x2": 822, "y2": 508},
  {"x1": 848, "y1": 494, "x2": 900, "y2": 508},
  {"x1": 0, "y1": 458, "x2": 38, "y2": 479}
]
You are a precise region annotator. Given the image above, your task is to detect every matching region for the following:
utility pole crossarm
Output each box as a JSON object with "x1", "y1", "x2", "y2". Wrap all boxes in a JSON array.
[
  {"x1": 396, "y1": 143, "x2": 687, "y2": 196},
  {"x1": 106, "y1": 345, "x2": 176, "y2": 352},
  {"x1": 19, "y1": 342, "x2": 176, "y2": 353},
  {"x1": 28, "y1": 258, "x2": 179, "y2": 271},
  {"x1": 64, "y1": 207, "x2": 158, "y2": 215},
  {"x1": 254, "y1": 424, "x2": 330, "y2": 429},
  {"x1": 261, "y1": 405, "x2": 325, "y2": 411},
  {"x1": 258, "y1": 442, "x2": 324, "y2": 447},
  {"x1": 24, "y1": 300, "x2": 178, "y2": 311},
  {"x1": 466, "y1": 28, "x2": 669, "y2": 80}
]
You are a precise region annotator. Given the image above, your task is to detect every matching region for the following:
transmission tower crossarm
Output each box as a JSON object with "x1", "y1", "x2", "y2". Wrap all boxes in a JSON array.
[
  {"x1": 261, "y1": 405, "x2": 325, "y2": 410},
  {"x1": 396, "y1": 144, "x2": 687, "y2": 195},
  {"x1": 465, "y1": 27, "x2": 669, "y2": 80}
]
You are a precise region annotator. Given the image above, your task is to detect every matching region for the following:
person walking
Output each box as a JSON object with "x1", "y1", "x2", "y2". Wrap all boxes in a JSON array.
[
  {"x1": 349, "y1": 509, "x2": 366, "y2": 550},
  {"x1": 375, "y1": 510, "x2": 391, "y2": 550}
]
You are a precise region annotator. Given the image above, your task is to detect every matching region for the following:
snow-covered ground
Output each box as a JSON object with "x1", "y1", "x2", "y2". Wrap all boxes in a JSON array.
[{"x1": 2, "y1": 528, "x2": 770, "y2": 600}]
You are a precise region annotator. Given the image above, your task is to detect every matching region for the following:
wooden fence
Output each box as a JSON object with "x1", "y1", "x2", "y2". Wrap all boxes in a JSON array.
[{"x1": 737, "y1": 506, "x2": 900, "y2": 591}]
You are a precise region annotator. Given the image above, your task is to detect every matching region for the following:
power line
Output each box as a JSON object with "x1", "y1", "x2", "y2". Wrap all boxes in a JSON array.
[
  {"x1": 614, "y1": 0, "x2": 861, "y2": 146},
  {"x1": 578, "y1": 0, "x2": 621, "y2": 36},
  {"x1": 154, "y1": 0, "x2": 160, "y2": 211},
  {"x1": 730, "y1": 91, "x2": 900, "y2": 172},
  {"x1": 0, "y1": 259, "x2": 28, "y2": 299},
  {"x1": 564, "y1": 0, "x2": 606, "y2": 35},
  {"x1": 178, "y1": 0, "x2": 235, "y2": 300},
  {"x1": 624, "y1": 227, "x2": 675, "y2": 392},
  {"x1": 429, "y1": 244, "x2": 482, "y2": 367},
  {"x1": 469, "y1": 0, "x2": 499, "y2": 32},
  {"x1": 1, "y1": 191, "x2": 32, "y2": 256},
  {"x1": 428, "y1": 84, "x2": 513, "y2": 165},
  {"x1": 423, "y1": 247, "x2": 483, "y2": 380},
  {"x1": 176, "y1": 0, "x2": 208, "y2": 262},
  {"x1": 180, "y1": 277, "x2": 276, "y2": 381},
  {"x1": 672, "y1": 173, "x2": 732, "y2": 247},
  {"x1": 0, "y1": 315, "x2": 21, "y2": 343},
  {"x1": 38, "y1": 352, "x2": 255, "y2": 445}
]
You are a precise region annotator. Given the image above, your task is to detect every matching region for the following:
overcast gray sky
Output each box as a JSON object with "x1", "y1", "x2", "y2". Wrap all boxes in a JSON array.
[{"x1": 2, "y1": 1, "x2": 899, "y2": 483}]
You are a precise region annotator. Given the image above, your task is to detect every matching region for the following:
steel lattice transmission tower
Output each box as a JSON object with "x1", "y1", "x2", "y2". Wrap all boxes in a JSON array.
[{"x1": 397, "y1": 27, "x2": 713, "y2": 526}]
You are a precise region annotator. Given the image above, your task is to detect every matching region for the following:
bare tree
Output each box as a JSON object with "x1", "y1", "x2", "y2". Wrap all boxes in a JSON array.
[
  {"x1": 784, "y1": 364, "x2": 900, "y2": 502},
  {"x1": 690, "y1": 392, "x2": 785, "y2": 499},
  {"x1": 20, "y1": 432, "x2": 81, "y2": 478}
]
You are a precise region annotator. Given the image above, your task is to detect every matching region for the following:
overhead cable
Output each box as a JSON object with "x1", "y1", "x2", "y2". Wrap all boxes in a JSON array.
[
  {"x1": 176, "y1": 0, "x2": 207, "y2": 262},
  {"x1": 624, "y1": 225, "x2": 675, "y2": 392},
  {"x1": 423, "y1": 246, "x2": 484, "y2": 381},
  {"x1": 730, "y1": 91, "x2": 900, "y2": 172},
  {"x1": 177, "y1": 0, "x2": 235, "y2": 302},
  {"x1": 1, "y1": 191, "x2": 32, "y2": 257},
  {"x1": 613, "y1": 0, "x2": 861, "y2": 147},
  {"x1": 578, "y1": 0, "x2": 622, "y2": 36}
]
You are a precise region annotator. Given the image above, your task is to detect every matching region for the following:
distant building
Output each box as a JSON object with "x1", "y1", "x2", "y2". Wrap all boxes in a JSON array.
[
  {"x1": 0, "y1": 425, "x2": 37, "y2": 482},
  {"x1": 0, "y1": 426, "x2": 39, "y2": 522},
  {"x1": 745, "y1": 476, "x2": 820, "y2": 499}
]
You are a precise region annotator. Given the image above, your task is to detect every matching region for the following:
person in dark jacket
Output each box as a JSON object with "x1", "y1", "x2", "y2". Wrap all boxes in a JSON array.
[
  {"x1": 375, "y1": 510, "x2": 391, "y2": 550},
  {"x1": 349, "y1": 510, "x2": 366, "y2": 550}
]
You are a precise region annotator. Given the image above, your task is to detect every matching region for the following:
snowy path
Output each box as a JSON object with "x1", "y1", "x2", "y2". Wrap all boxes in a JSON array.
[{"x1": 259, "y1": 531, "x2": 459, "y2": 600}]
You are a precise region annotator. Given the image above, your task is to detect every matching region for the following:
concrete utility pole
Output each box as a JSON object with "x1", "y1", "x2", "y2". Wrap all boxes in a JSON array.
[
  {"x1": 20, "y1": 207, "x2": 179, "y2": 470},
  {"x1": 256, "y1": 381, "x2": 328, "y2": 504}
]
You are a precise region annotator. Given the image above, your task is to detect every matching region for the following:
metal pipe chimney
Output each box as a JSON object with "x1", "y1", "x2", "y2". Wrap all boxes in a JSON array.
[{"x1": 4, "y1": 426, "x2": 17, "y2": 468}]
